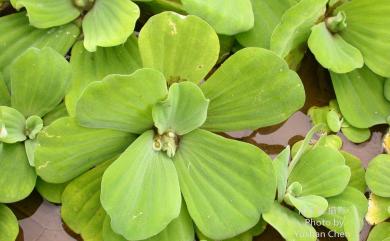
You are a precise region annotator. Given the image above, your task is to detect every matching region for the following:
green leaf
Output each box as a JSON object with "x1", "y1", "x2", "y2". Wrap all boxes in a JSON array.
[
  {"x1": 308, "y1": 22, "x2": 363, "y2": 73},
  {"x1": 0, "y1": 143, "x2": 36, "y2": 203},
  {"x1": 314, "y1": 187, "x2": 368, "y2": 234},
  {"x1": 153, "y1": 82, "x2": 209, "y2": 135},
  {"x1": 101, "y1": 130, "x2": 181, "y2": 240},
  {"x1": 366, "y1": 194, "x2": 390, "y2": 225},
  {"x1": 0, "y1": 73, "x2": 10, "y2": 106},
  {"x1": 201, "y1": 47, "x2": 305, "y2": 132},
  {"x1": 35, "y1": 177, "x2": 68, "y2": 204},
  {"x1": 270, "y1": 0, "x2": 328, "y2": 59},
  {"x1": 331, "y1": 66, "x2": 390, "y2": 128},
  {"x1": 11, "y1": 0, "x2": 80, "y2": 28},
  {"x1": 62, "y1": 161, "x2": 111, "y2": 239},
  {"x1": 366, "y1": 154, "x2": 390, "y2": 197},
  {"x1": 263, "y1": 201, "x2": 317, "y2": 241},
  {"x1": 82, "y1": 0, "x2": 140, "y2": 52},
  {"x1": 10, "y1": 47, "x2": 71, "y2": 117},
  {"x1": 103, "y1": 204, "x2": 195, "y2": 241},
  {"x1": 25, "y1": 139, "x2": 37, "y2": 166},
  {"x1": 326, "y1": 109, "x2": 342, "y2": 132},
  {"x1": 0, "y1": 204, "x2": 19, "y2": 241},
  {"x1": 65, "y1": 38, "x2": 142, "y2": 116},
  {"x1": 42, "y1": 102, "x2": 69, "y2": 126},
  {"x1": 285, "y1": 194, "x2": 328, "y2": 218},
  {"x1": 342, "y1": 122, "x2": 371, "y2": 144},
  {"x1": 35, "y1": 117, "x2": 136, "y2": 183},
  {"x1": 0, "y1": 12, "x2": 79, "y2": 84},
  {"x1": 0, "y1": 106, "x2": 26, "y2": 144},
  {"x1": 76, "y1": 68, "x2": 168, "y2": 134},
  {"x1": 337, "y1": 0, "x2": 390, "y2": 77},
  {"x1": 343, "y1": 206, "x2": 360, "y2": 241},
  {"x1": 139, "y1": 11, "x2": 219, "y2": 85},
  {"x1": 25, "y1": 115, "x2": 43, "y2": 140},
  {"x1": 174, "y1": 129, "x2": 276, "y2": 239},
  {"x1": 385, "y1": 78, "x2": 390, "y2": 101},
  {"x1": 273, "y1": 146, "x2": 290, "y2": 203},
  {"x1": 181, "y1": 0, "x2": 254, "y2": 35},
  {"x1": 341, "y1": 151, "x2": 366, "y2": 193},
  {"x1": 307, "y1": 106, "x2": 332, "y2": 133},
  {"x1": 288, "y1": 146, "x2": 351, "y2": 197},
  {"x1": 367, "y1": 222, "x2": 390, "y2": 241},
  {"x1": 236, "y1": 0, "x2": 295, "y2": 49}
]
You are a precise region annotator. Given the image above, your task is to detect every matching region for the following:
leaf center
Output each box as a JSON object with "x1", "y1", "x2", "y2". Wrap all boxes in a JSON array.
[
  {"x1": 152, "y1": 131, "x2": 179, "y2": 158},
  {"x1": 325, "y1": 11, "x2": 347, "y2": 33}
]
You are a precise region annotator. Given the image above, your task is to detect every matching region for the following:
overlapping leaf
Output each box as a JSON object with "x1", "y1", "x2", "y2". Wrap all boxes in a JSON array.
[
  {"x1": 0, "y1": 204, "x2": 19, "y2": 241},
  {"x1": 366, "y1": 154, "x2": 390, "y2": 197}
]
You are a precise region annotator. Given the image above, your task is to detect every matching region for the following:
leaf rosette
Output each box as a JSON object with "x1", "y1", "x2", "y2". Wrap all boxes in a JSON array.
[{"x1": 35, "y1": 12, "x2": 306, "y2": 240}]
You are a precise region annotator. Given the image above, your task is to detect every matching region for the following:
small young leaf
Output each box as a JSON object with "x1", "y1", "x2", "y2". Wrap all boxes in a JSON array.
[
  {"x1": 326, "y1": 109, "x2": 342, "y2": 132},
  {"x1": 10, "y1": 47, "x2": 71, "y2": 117},
  {"x1": 0, "y1": 204, "x2": 19, "y2": 241},
  {"x1": 76, "y1": 69, "x2": 168, "y2": 134},
  {"x1": 288, "y1": 146, "x2": 351, "y2": 197},
  {"x1": 285, "y1": 194, "x2": 328, "y2": 218},
  {"x1": 101, "y1": 131, "x2": 182, "y2": 240},
  {"x1": 0, "y1": 106, "x2": 26, "y2": 144},
  {"x1": 25, "y1": 115, "x2": 43, "y2": 140},
  {"x1": 366, "y1": 194, "x2": 390, "y2": 225},
  {"x1": 174, "y1": 129, "x2": 276, "y2": 240},
  {"x1": 366, "y1": 154, "x2": 390, "y2": 197},
  {"x1": 153, "y1": 82, "x2": 209, "y2": 135},
  {"x1": 181, "y1": 0, "x2": 254, "y2": 35},
  {"x1": 342, "y1": 123, "x2": 371, "y2": 144},
  {"x1": 35, "y1": 177, "x2": 68, "y2": 204},
  {"x1": 139, "y1": 12, "x2": 219, "y2": 84},
  {"x1": 82, "y1": 0, "x2": 140, "y2": 52},
  {"x1": 0, "y1": 143, "x2": 36, "y2": 203},
  {"x1": 263, "y1": 201, "x2": 317, "y2": 241},
  {"x1": 308, "y1": 22, "x2": 363, "y2": 73}
]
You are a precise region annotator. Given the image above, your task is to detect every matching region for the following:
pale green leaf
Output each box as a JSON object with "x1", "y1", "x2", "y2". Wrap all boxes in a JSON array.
[
  {"x1": 273, "y1": 146, "x2": 290, "y2": 203},
  {"x1": 236, "y1": 0, "x2": 295, "y2": 48},
  {"x1": 337, "y1": 0, "x2": 390, "y2": 77},
  {"x1": 343, "y1": 206, "x2": 360, "y2": 241},
  {"x1": 35, "y1": 117, "x2": 136, "y2": 183},
  {"x1": 307, "y1": 106, "x2": 332, "y2": 133},
  {"x1": 367, "y1": 222, "x2": 390, "y2": 241},
  {"x1": 341, "y1": 151, "x2": 366, "y2": 193},
  {"x1": 0, "y1": 204, "x2": 19, "y2": 241},
  {"x1": 35, "y1": 177, "x2": 68, "y2": 204},
  {"x1": 153, "y1": 82, "x2": 209, "y2": 135},
  {"x1": 342, "y1": 122, "x2": 371, "y2": 144},
  {"x1": 288, "y1": 146, "x2": 351, "y2": 197},
  {"x1": 101, "y1": 130, "x2": 181, "y2": 240},
  {"x1": 76, "y1": 69, "x2": 168, "y2": 134},
  {"x1": 385, "y1": 79, "x2": 390, "y2": 101},
  {"x1": 10, "y1": 47, "x2": 71, "y2": 117},
  {"x1": 174, "y1": 129, "x2": 276, "y2": 239},
  {"x1": 139, "y1": 11, "x2": 219, "y2": 84},
  {"x1": 308, "y1": 22, "x2": 363, "y2": 73},
  {"x1": 314, "y1": 187, "x2": 368, "y2": 234},
  {"x1": 270, "y1": 0, "x2": 328, "y2": 58},
  {"x1": 331, "y1": 66, "x2": 390, "y2": 128},
  {"x1": 0, "y1": 106, "x2": 26, "y2": 144},
  {"x1": 65, "y1": 38, "x2": 142, "y2": 116},
  {"x1": 42, "y1": 102, "x2": 68, "y2": 126},
  {"x1": 201, "y1": 47, "x2": 305, "y2": 132},
  {"x1": 263, "y1": 201, "x2": 317, "y2": 241},
  {"x1": 25, "y1": 115, "x2": 43, "y2": 140},
  {"x1": 366, "y1": 154, "x2": 390, "y2": 197},
  {"x1": 11, "y1": 0, "x2": 80, "y2": 28},
  {"x1": 0, "y1": 73, "x2": 10, "y2": 106},
  {"x1": 25, "y1": 139, "x2": 37, "y2": 166},
  {"x1": 62, "y1": 161, "x2": 111, "y2": 239},
  {"x1": 326, "y1": 109, "x2": 342, "y2": 132},
  {"x1": 285, "y1": 194, "x2": 328, "y2": 218},
  {"x1": 181, "y1": 0, "x2": 254, "y2": 35},
  {"x1": 82, "y1": 0, "x2": 140, "y2": 52},
  {"x1": 0, "y1": 143, "x2": 36, "y2": 203},
  {"x1": 0, "y1": 12, "x2": 79, "y2": 84},
  {"x1": 366, "y1": 194, "x2": 390, "y2": 225}
]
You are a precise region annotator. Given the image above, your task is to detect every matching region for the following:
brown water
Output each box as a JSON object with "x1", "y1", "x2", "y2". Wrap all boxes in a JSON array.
[{"x1": 8, "y1": 54, "x2": 385, "y2": 241}]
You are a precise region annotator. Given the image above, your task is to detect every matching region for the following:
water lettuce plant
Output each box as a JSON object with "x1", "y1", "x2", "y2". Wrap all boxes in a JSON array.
[
  {"x1": 35, "y1": 11, "x2": 306, "y2": 240},
  {"x1": 0, "y1": 47, "x2": 71, "y2": 203},
  {"x1": 308, "y1": 99, "x2": 371, "y2": 143},
  {"x1": 365, "y1": 154, "x2": 390, "y2": 225},
  {"x1": 263, "y1": 125, "x2": 367, "y2": 241}
]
